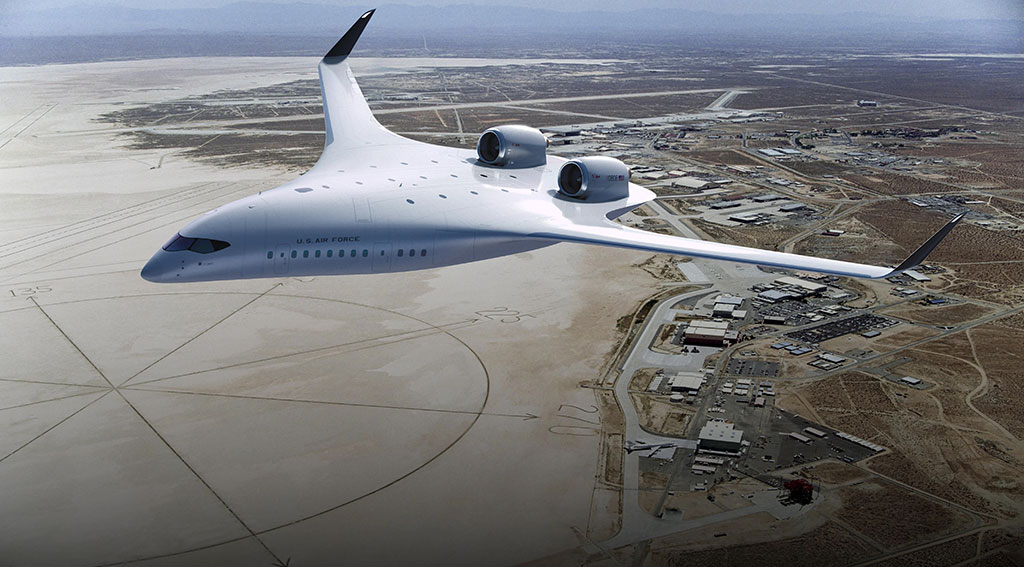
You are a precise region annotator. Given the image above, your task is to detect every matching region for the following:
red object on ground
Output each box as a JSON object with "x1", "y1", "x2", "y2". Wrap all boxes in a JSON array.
[{"x1": 784, "y1": 479, "x2": 814, "y2": 504}]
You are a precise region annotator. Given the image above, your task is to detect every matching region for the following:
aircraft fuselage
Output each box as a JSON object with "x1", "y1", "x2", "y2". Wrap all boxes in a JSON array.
[{"x1": 142, "y1": 148, "x2": 608, "y2": 282}]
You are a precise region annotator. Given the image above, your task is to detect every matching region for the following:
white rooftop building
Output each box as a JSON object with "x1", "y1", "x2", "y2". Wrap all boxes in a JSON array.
[
  {"x1": 775, "y1": 276, "x2": 827, "y2": 294},
  {"x1": 669, "y1": 372, "x2": 704, "y2": 392},
  {"x1": 715, "y1": 295, "x2": 744, "y2": 306},
  {"x1": 903, "y1": 269, "x2": 932, "y2": 282},
  {"x1": 712, "y1": 303, "x2": 735, "y2": 317},
  {"x1": 673, "y1": 176, "x2": 711, "y2": 190},
  {"x1": 698, "y1": 421, "x2": 744, "y2": 452}
]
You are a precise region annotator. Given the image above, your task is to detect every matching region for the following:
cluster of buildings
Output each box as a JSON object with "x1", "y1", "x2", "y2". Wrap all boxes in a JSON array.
[
  {"x1": 633, "y1": 166, "x2": 728, "y2": 185},
  {"x1": 647, "y1": 370, "x2": 710, "y2": 400},
  {"x1": 770, "y1": 341, "x2": 814, "y2": 356},
  {"x1": 808, "y1": 352, "x2": 847, "y2": 370},
  {"x1": 905, "y1": 195, "x2": 1016, "y2": 229},
  {"x1": 699, "y1": 192, "x2": 816, "y2": 228},
  {"x1": 754, "y1": 276, "x2": 828, "y2": 305},
  {"x1": 719, "y1": 378, "x2": 775, "y2": 401},
  {"x1": 728, "y1": 203, "x2": 807, "y2": 224},
  {"x1": 711, "y1": 295, "x2": 746, "y2": 319}
]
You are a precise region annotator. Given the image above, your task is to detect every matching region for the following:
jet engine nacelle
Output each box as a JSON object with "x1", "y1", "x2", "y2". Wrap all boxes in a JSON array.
[
  {"x1": 557, "y1": 156, "x2": 630, "y2": 202},
  {"x1": 476, "y1": 125, "x2": 548, "y2": 168}
]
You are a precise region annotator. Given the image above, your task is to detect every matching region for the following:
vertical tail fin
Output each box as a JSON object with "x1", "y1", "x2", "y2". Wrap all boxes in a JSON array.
[{"x1": 315, "y1": 9, "x2": 405, "y2": 159}]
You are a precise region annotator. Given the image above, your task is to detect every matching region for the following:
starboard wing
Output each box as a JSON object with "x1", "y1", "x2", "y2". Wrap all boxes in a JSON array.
[{"x1": 523, "y1": 213, "x2": 964, "y2": 279}]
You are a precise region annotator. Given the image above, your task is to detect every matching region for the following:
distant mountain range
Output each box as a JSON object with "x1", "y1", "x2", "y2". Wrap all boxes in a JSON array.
[
  {"x1": 1, "y1": 1, "x2": 1020, "y2": 66},
  {"x1": 4, "y1": 2, "x2": 1022, "y2": 41}
]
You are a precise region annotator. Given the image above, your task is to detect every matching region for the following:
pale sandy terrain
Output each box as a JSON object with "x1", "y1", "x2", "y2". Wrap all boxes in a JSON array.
[{"x1": 0, "y1": 57, "x2": 657, "y2": 566}]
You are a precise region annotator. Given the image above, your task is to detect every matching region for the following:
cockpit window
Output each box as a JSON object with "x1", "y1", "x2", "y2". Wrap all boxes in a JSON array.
[
  {"x1": 190, "y1": 239, "x2": 217, "y2": 254},
  {"x1": 163, "y1": 234, "x2": 195, "y2": 251},
  {"x1": 162, "y1": 233, "x2": 230, "y2": 254}
]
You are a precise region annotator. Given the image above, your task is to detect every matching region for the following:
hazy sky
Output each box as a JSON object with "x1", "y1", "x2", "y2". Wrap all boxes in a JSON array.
[{"x1": 4, "y1": 0, "x2": 1023, "y2": 20}]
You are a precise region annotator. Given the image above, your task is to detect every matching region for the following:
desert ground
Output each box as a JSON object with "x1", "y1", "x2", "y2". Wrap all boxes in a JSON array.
[{"x1": 0, "y1": 57, "x2": 659, "y2": 566}]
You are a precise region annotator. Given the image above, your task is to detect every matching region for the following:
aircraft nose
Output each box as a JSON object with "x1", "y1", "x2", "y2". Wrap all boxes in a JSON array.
[{"x1": 141, "y1": 251, "x2": 173, "y2": 283}]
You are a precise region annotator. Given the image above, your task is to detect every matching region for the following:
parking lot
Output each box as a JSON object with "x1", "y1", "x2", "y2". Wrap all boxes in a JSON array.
[
  {"x1": 725, "y1": 359, "x2": 780, "y2": 377},
  {"x1": 756, "y1": 299, "x2": 820, "y2": 325},
  {"x1": 739, "y1": 410, "x2": 880, "y2": 483},
  {"x1": 786, "y1": 314, "x2": 898, "y2": 344}
]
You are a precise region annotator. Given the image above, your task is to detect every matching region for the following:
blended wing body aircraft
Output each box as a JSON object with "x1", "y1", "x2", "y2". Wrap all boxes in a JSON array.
[{"x1": 141, "y1": 10, "x2": 962, "y2": 284}]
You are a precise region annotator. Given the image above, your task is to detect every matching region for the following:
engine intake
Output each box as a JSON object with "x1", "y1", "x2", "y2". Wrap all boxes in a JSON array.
[
  {"x1": 476, "y1": 125, "x2": 547, "y2": 168},
  {"x1": 557, "y1": 156, "x2": 630, "y2": 202}
]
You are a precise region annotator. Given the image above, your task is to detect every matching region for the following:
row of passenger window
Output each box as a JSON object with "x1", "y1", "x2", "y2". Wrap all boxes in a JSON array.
[{"x1": 265, "y1": 248, "x2": 428, "y2": 260}]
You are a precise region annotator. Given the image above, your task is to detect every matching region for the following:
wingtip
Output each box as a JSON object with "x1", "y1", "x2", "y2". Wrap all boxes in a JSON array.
[
  {"x1": 323, "y1": 8, "x2": 376, "y2": 61},
  {"x1": 886, "y1": 211, "x2": 965, "y2": 276}
]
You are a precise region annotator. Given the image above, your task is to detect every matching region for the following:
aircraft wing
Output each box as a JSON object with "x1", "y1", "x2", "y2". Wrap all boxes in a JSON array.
[{"x1": 525, "y1": 213, "x2": 964, "y2": 279}]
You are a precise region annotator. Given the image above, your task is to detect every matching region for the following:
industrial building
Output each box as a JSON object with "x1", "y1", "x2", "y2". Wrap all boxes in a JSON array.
[
  {"x1": 790, "y1": 432, "x2": 812, "y2": 444},
  {"x1": 713, "y1": 296, "x2": 746, "y2": 318},
  {"x1": 715, "y1": 295, "x2": 744, "y2": 307},
  {"x1": 818, "y1": 353, "x2": 846, "y2": 364},
  {"x1": 682, "y1": 319, "x2": 738, "y2": 346},
  {"x1": 903, "y1": 269, "x2": 932, "y2": 282},
  {"x1": 804, "y1": 427, "x2": 827, "y2": 438},
  {"x1": 673, "y1": 176, "x2": 712, "y2": 190},
  {"x1": 755, "y1": 276, "x2": 828, "y2": 304},
  {"x1": 729, "y1": 213, "x2": 762, "y2": 224},
  {"x1": 699, "y1": 421, "x2": 744, "y2": 452},
  {"x1": 836, "y1": 431, "x2": 885, "y2": 452},
  {"x1": 757, "y1": 148, "x2": 802, "y2": 158},
  {"x1": 774, "y1": 276, "x2": 827, "y2": 294},
  {"x1": 708, "y1": 200, "x2": 741, "y2": 210},
  {"x1": 757, "y1": 289, "x2": 796, "y2": 303},
  {"x1": 713, "y1": 303, "x2": 737, "y2": 317},
  {"x1": 669, "y1": 372, "x2": 704, "y2": 392}
]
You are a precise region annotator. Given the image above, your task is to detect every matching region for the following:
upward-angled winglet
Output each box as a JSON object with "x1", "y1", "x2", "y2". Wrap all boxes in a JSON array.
[
  {"x1": 886, "y1": 212, "x2": 965, "y2": 276},
  {"x1": 324, "y1": 9, "x2": 375, "y2": 61}
]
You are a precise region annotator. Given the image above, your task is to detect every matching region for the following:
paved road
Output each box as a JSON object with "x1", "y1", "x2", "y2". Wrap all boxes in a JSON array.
[
  {"x1": 606, "y1": 286, "x2": 710, "y2": 548},
  {"x1": 593, "y1": 226, "x2": 779, "y2": 554}
]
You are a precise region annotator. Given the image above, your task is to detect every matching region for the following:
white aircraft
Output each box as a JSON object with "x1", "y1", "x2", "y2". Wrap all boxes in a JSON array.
[
  {"x1": 141, "y1": 10, "x2": 962, "y2": 284},
  {"x1": 625, "y1": 440, "x2": 677, "y2": 454}
]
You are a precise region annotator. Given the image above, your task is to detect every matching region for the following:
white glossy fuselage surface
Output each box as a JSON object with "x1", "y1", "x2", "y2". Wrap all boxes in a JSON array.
[{"x1": 141, "y1": 143, "x2": 649, "y2": 283}]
